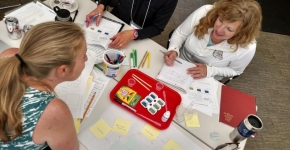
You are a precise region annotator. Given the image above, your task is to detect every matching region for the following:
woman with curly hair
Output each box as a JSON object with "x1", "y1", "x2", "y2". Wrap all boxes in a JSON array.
[{"x1": 164, "y1": 0, "x2": 262, "y2": 80}]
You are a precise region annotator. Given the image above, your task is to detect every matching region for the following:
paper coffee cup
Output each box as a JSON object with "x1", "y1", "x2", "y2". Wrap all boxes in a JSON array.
[{"x1": 103, "y1": 50, "x2": 124, "y2": 78}]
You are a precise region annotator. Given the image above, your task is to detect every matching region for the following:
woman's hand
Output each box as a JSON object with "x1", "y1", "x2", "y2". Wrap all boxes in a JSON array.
[
  {"x1": 85, "y1": 4, "x2": 105, "y2": 27},
  {"x1": 108, "y1": 30, "x2": 134, "y2": 49},
  {"x1": 187, "y1": 63, "x2": 207, "y2": 79},
  {"x1": 163, "y1": 50, "x2": 177, "y2": 66}
]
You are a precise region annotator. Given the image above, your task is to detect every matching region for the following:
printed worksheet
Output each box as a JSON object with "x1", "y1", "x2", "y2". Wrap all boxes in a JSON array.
[
  {"x1": 85, "y1": 17, "x2": 123, "y2": 49},
  {"x1": 180, "y1": 77, "x2": 219, "y2": 116},
  {"x1": 5, "y1": 1, "x2": 56, "y2": 29},
  {"x1": 83, "y1": 68, "x2": 111, "y2": 117},
  {"x1": 55, "y1": 49, "x2": 97, "y2": 118}
]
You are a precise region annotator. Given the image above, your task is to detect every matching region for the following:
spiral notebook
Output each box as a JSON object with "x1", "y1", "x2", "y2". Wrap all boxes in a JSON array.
[
  {"x1": 156, "y1": 58, "x2": 196, "y2": 93},
  {"x1": 85, "y1": 16, "x2": 125, "y2": 49}
]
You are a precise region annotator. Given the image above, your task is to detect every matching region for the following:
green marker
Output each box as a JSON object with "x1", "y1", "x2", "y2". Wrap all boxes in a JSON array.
[
  {"x1": 134, "y1": 49, "x2": 137, "y2": 67},
  {"x1": 94, "y1": 64, "x2": 103, "y2": 71}
]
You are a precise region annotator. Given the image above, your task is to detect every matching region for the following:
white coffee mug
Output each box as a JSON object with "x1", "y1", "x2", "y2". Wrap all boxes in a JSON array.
[{"x1": 60, "y1": 0, "x2": 74, "y2": 10}]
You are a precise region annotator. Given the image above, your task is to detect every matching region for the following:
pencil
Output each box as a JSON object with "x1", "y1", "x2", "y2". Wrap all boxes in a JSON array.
[
  {"x1": 132, "y1": 76, "x2": 150, "y2": 91},
  {"x1": 132, "y1": 74, "x2": 152, "y2": 88},
  {"x1": 138, "y1": 51, "x2": 148, "y2": 69},
  {"x1": 159, "y1": 50, "x2": 182, "y2": 64},
  {"x1": 82, "y1": 92, "x2": 96, "y2": 120},
  {"x1": 141, "y1": 52, "x2": 149, "y2": 68}
]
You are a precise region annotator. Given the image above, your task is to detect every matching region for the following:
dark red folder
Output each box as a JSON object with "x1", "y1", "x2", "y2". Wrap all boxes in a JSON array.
[{"x1": 219, "y1": 85, "x2": 256, "y2": 127}]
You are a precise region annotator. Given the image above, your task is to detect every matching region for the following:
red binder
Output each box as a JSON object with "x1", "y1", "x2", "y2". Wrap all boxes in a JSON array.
[{"x1": 219, "y1": 85, "x2": 256, "y2": 127}]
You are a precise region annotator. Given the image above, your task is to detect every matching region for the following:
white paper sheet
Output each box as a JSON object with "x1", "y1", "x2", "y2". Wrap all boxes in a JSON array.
[
  {"x1": 78, "y1": 104, "x2": 203, "y2": 150},
  {"x1": 83, "y1": 68, "x2": 111, "y2": 117},
  {"x1": 55, "y1": 49, "x2": 97, "y2": 118},
  {"x1": 5, "y1": 2, "x2": 56, "y2": 29}
]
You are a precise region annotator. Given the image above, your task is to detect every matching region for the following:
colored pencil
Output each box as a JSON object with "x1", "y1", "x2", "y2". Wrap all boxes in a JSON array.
[
  {"x1": 82, "y1": 92, "x2": 96, "y2": 120},
  {"x1": 138, "y1": 51, "x2": 148, "y2": 69}
]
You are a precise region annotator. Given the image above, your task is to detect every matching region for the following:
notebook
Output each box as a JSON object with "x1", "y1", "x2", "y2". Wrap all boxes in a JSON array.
[
  {"x1": 219, "y1": 85, "x2": 256, "y2": 127},
  {"x1": 156, "y1": 58, "x2": 196, "y2": 93},
  {"x1": 84, "y1": 16, "x2": 125, "y2": 49}
]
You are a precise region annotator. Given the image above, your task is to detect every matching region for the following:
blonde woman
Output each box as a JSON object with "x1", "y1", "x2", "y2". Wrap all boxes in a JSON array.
[
  {"x1": 0, "y1": 21, "x2": 87, "y2": 149},
  {"x1": 164, "y1": 0, "x2": 262, "y2": 80}
]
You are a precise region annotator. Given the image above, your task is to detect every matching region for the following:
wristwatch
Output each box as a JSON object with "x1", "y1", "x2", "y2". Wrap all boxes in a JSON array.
[{"x1": 133, "y1": 29, "x2": 138, "y2": 40}]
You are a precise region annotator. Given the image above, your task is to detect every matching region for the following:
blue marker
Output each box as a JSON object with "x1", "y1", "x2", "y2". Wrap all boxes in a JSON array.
[{"x1": 84, "y1": 14, "x2": 101, "y2": 23}]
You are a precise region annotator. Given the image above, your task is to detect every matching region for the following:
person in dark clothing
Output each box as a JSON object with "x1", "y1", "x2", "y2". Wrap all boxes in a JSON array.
[{"x1": 86, "y1": 0, "x2": 178, "y2": 49}]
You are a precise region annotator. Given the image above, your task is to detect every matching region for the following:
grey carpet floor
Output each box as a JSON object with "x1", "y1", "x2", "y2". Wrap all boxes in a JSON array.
[
  {"x1": 152, "y1": 0, "x2": 290, "y2": 149},
  {"x1": 1, "y1": 0, "x2": 290, "y2": 149}
]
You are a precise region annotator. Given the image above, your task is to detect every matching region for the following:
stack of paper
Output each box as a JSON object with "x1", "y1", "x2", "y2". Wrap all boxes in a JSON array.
[
  {"x1": 4, "y1": 1, "x2": 56, "y2": 29},
  {"x1": 55, "y1": 45, "x2": 111, "y2": 119}
]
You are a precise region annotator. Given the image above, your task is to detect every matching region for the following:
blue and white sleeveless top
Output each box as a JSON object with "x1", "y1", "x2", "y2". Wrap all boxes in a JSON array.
[{"x1": 0, "y1": 87, "x2": 55, "y2": 150}]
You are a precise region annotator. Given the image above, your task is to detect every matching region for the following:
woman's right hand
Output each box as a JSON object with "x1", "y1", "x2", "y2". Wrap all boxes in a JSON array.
[
  {"x1": 163, "y1": 50, "x2": 177, "y2": 66},
  {"x1": 85, "y1": 4, "x2": 105, "y2": 27}
]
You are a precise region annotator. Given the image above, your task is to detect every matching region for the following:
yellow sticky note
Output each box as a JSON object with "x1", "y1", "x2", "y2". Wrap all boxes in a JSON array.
[
  {"x1": 162, "y1": 139, "x2": 182, "y2": 150},
  {"x1": 184, "y1": 113, "x2": 200, "y2": 127},
  {"x1": 74, "y1": 118, "x2": 81, "y2": 133},
  {"x1": 86, "y1": 75, "x2": 94, "y2": 96},
  {"x1": 112, "y1": 118, "x2": 131, "y2": 135},
  {"x1": 89, "y1": 118, "x2": 111, "y2": 139},
  {"x1": 141, "y1": 124, "x2": 160, "y2": 141}
]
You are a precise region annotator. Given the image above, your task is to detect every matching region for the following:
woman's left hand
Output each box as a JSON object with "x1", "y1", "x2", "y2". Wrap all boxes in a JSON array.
[
  {"x1": 108, "y1": 30, "x2": 134, "y2": 49},
  {"x1": 187, "y1": 63, "x2": 207, "y2": 79}
]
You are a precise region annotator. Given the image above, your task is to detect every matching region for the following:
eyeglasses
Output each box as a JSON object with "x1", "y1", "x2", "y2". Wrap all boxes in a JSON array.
[{"x1": 215, "y1": 142, "x2": 240, "y2": 150}]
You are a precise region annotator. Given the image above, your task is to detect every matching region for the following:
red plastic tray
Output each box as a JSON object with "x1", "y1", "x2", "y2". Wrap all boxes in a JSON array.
[{"x1": 109, "y1": 69, "x2": 181, "y2": 130}]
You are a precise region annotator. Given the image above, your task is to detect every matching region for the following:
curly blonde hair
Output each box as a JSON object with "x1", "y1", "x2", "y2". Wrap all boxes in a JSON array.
[{"x1": 194, "y1": 0, "x2": 262, "y2": 50}]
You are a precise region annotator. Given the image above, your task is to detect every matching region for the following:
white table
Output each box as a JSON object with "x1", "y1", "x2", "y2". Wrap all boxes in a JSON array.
[{"x1": 0, "y1": 0, "x2": 247, "y2": 149}]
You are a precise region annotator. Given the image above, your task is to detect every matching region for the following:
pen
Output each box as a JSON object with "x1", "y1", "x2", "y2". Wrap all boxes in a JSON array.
[
  {"x1": 114, "y1": 98, "x2": 136, "y2": 112},
  {"x1": 105, "y1": 54, "x2": 111, "y2": 63},
  {"x1": 72, "y1": 10, "x2": 78, "y2": 22},
  {"x1": 159, "y1": 50, "x2": 182, "y2": 64},
  {"x1": 84, "y1": 14, "x2": 101, "y2": 23}
]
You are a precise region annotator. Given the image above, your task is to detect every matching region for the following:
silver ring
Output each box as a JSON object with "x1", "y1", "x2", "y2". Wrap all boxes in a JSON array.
[{"x1": 119, "y1": 44, "x2": 123, "y2": 47}]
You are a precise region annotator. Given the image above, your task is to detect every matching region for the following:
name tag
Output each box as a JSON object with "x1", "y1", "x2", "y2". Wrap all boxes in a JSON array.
[{"x1": 130, "y1": 20, "x2": 142, "y2": 29}]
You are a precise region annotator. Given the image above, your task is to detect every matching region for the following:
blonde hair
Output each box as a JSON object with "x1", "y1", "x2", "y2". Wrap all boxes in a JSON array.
[
  {"x1": 0, "y1": 21, "x2": 85, "y2": 142},
  {"x1": 194, "y1": 0, "x2": 262, "y2": 51}
]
